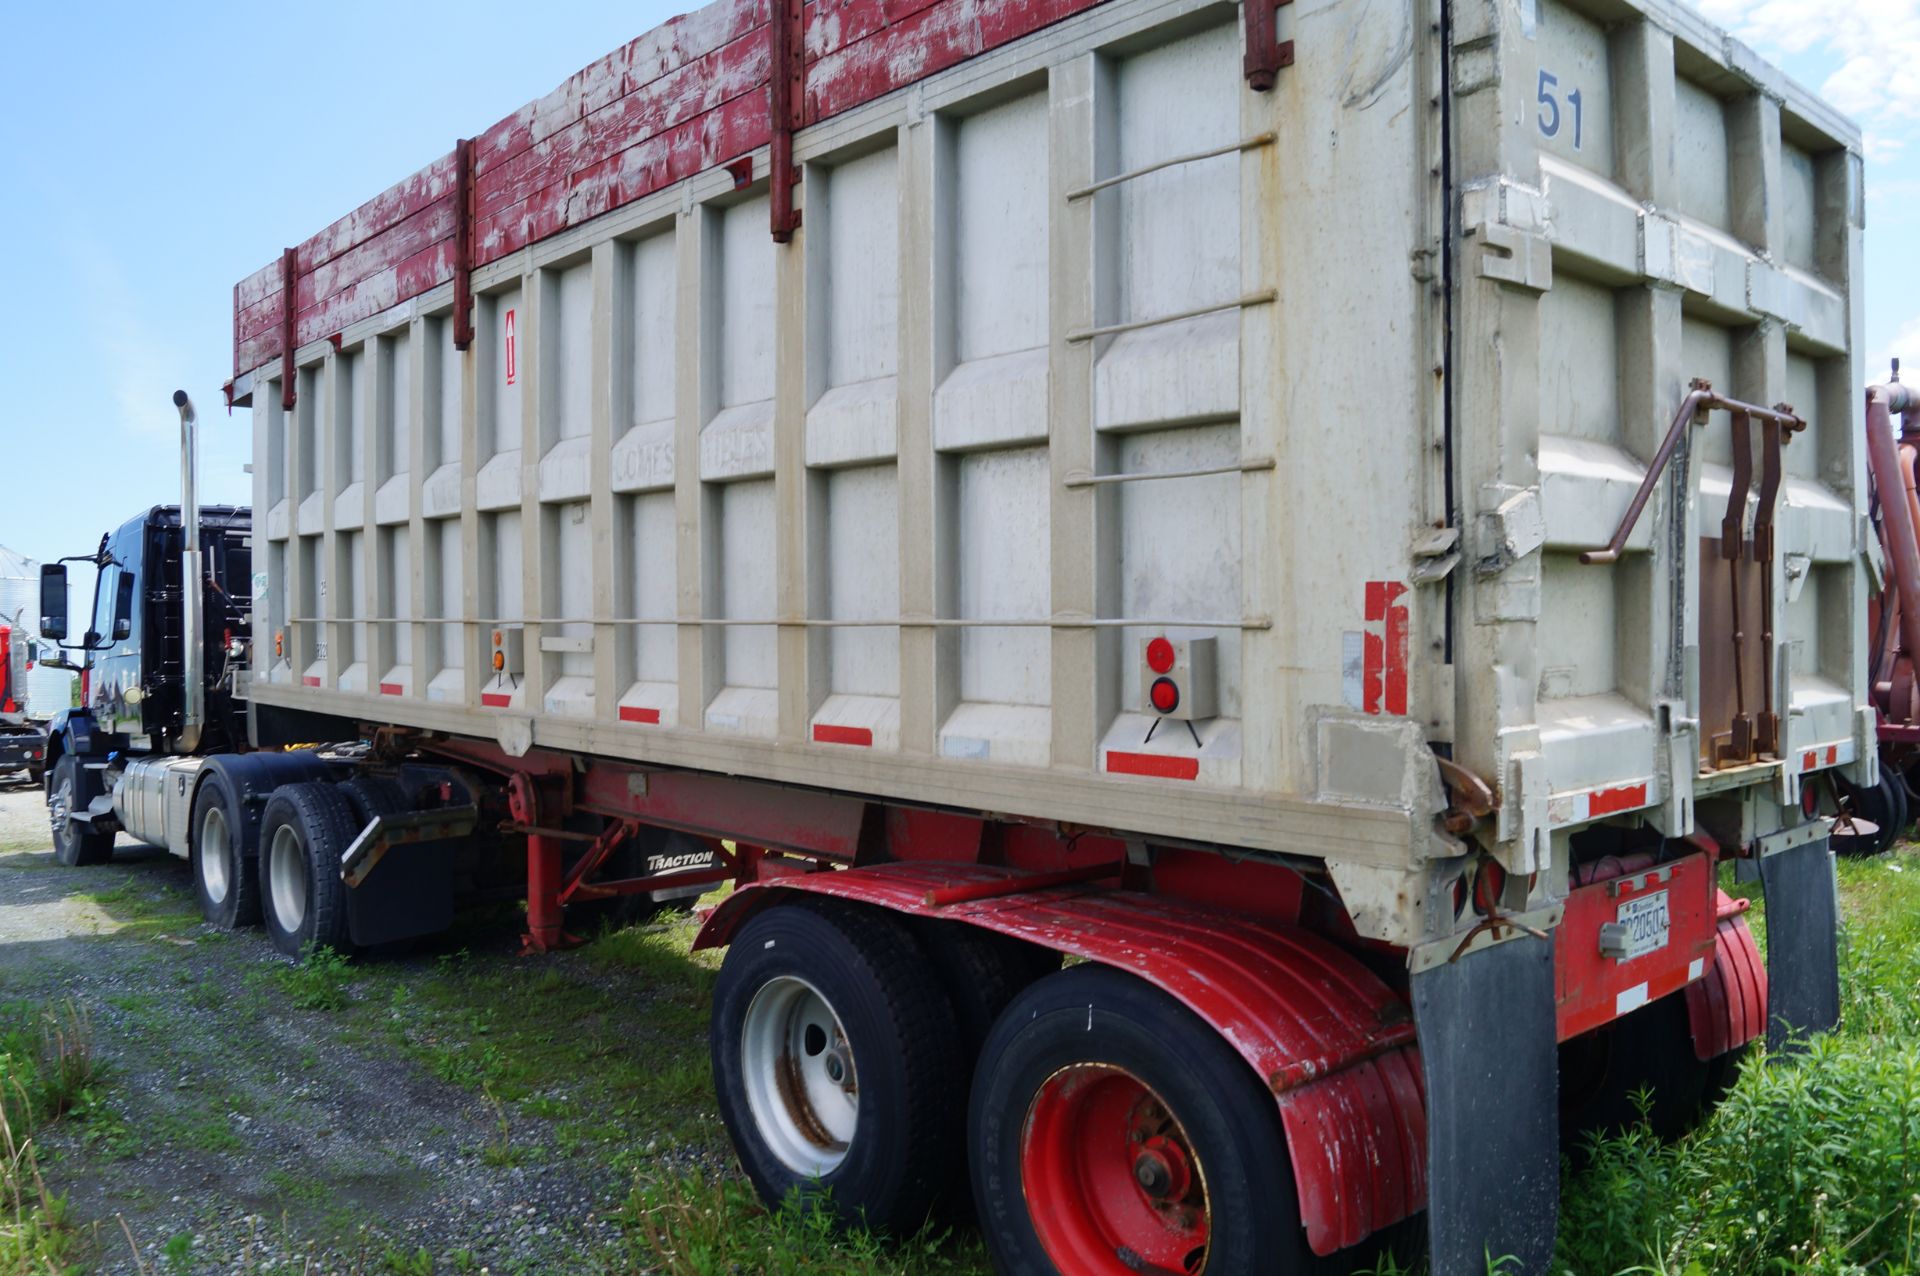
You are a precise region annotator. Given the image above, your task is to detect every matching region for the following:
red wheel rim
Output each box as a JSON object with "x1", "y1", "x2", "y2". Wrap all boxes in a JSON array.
[{"x1": 1020, "y1": 1064, "x2": 1211, "y2": 1275}]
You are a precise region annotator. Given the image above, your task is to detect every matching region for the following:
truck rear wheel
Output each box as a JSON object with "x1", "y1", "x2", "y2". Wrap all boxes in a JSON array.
[
  {"x1": 191, "y1": 775, "x2": 260, "y2": 929},
  {"x1": 259, "y1": 781, "x2": 357, "y2": 959},
  {"x1": 711, "y1": 899, "x2": 961, "y2": 1234},
  {"x1": 970, "y1": 963, "x2": 1314, "y2": 1276},
  {"x1": 48, "y1": 755, "x2": 114, "y2": 867}
]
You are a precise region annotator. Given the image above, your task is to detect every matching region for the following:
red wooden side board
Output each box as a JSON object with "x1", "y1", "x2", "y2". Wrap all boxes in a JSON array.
[{"x1": 233, "y1": 0, "x2": 1115, "y2": 382}]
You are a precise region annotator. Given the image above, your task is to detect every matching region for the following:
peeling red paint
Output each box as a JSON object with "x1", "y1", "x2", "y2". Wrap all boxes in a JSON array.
[{"x1": 234, "y1": 0, "x2": 1123, "y2": 379}]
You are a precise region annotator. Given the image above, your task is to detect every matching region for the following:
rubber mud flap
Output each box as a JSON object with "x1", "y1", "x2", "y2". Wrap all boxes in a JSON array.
[
  {"x1": 1757, "y1": 836, "x2": 1840, "y2": 1051},
  {"x1": 1412, "y1": 933, "x2": 1558, "y2": 1275}
]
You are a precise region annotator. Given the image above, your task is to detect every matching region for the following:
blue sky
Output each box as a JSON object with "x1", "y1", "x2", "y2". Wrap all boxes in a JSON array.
[
  {"x1": 0, "y1": 1, "x2": 1913, "y2": 579},
  {"x1": 0, "y1": 1, "x2": 677, "y2": 575}
]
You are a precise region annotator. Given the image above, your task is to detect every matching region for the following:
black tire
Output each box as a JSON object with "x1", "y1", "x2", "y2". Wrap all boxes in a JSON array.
[
  {"x1": 339, "y1": 774, "x2": 411, "y2": 826},
  {"x1": 1559, "y1": 990, "x2": 1714, "y2": 1151},
  {"x1": 26, "y1": 764, "x2": 43, "y2": 787},
  {"x1": 913, "y1": 920, "x2": 1059, "y2": 1067},
  {"x1": 191, "y1": 773, "x2": 260, "y2": 929},
  {"x1": 1890, "y1": 770, "x2": 1911, "y2": 847},
  {"x1": 258, "y1": 782, "x2": 358, "y2": 959},
  {"x1": 48, "y1": 754, "x2": 114, "y2": 867},
  {"x1": 912, "y1": 922, "x2": 1062, "y2": 1216},
  {"x1": 711, "y1": 899, "x2": 962, "y2": 1234},
  {"x1": 970, "y1": 963, "x2": 1318, "y2": 1276}
]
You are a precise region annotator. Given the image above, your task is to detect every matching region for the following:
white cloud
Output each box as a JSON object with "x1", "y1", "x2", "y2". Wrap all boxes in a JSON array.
[{"x1": 1695, "y1": 0, "x2": 1920, "y2": 138}]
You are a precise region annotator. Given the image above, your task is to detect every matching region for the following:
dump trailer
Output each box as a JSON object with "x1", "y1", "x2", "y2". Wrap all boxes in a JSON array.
[
  {"x1": 47, "y1": 0, "x2": 1868, "y2": 1267},
  {"x1": 0, "y1": 622, "x2": 47, "y2": 781}
]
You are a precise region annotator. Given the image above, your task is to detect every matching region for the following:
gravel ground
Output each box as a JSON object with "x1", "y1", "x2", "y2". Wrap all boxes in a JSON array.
[{"x1": 0, "y1": 778, "x2": 712, "y2": 1275}]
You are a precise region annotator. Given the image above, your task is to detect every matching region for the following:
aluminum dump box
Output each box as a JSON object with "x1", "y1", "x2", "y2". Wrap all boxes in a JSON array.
[{"x1": 231, "y1": 0, "x2": 1867, "y2": 951}]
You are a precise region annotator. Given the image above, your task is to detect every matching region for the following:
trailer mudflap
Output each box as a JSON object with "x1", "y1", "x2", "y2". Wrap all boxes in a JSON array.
[
  {"x1": 1411, "y1": 933, "x2": 1558, "y2": 1275},
  {"x1": 1756, "y1": 834, "x2": 1840, "y2": 1049},
  {"x1": 340, "y1": 809, "x2": 471, "y2": 948},
  {"x1": 696, "y1": 862, "x2": 1428, "y2": 1256}
]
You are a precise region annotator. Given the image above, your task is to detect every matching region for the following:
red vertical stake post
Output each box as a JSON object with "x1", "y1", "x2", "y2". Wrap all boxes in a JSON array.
[
  {"x1": 525, "y1": 833, "x2": 566, "y2": 953},
  {"x1": 279, "y1": 248, "x2": 298, "y2": 411},
  {"x1": 452, "y1": 138, "x2": 476, "y2": 350},
  {"x1": 1242, "y1": 0, "x2": 1294, "y2": 90},
  {"x1": 768, "y1": 0, "x2": 803, "y2": 242}
]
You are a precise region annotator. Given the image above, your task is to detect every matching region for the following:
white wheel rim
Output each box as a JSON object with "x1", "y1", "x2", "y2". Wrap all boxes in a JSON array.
[
  {"x1": 268, "y1": 824, "x2": 307, "y2": 932},
  {"x1": 740, "y1": 975, "x2": 858, "y2": 1176},
  {"x1": 199, "y1": 805, "x2": 231, "y2": 904}
]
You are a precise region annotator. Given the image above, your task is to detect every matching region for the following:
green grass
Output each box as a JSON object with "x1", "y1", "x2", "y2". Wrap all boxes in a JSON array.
[
  {"x1": 354, "y1": 911, "x2": 724, "y2": 1166},
  {"x1": 1554, "y1": 844, "x2": 1920, "y2": 1276},
  {"x1": 73, "y1": 878, "x2": 202, "y2": 939},
  {"x1": 612, "y1": 1173, "x2": 989, "y2": 1276},
  {"x1": 1, "y1": 1000, "x2": 99, "y2": 1274},
  {"x1": 270, "y1": 944, "x2": 355, "y2": 1012}
]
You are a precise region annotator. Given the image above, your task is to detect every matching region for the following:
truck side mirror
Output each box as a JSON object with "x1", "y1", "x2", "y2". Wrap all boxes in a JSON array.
[
  {"x1": 39, "y1": 564, "x2": 67, "y2": 640},
  {"x1": 112, "y1": 571, "x2": 135, "y2": 641}
]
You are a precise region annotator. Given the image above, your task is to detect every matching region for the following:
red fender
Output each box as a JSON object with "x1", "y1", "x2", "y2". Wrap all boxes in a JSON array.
[
  {"x1": 1685, "y1": 890, "x2": 1769, "y2": 1061},
  {"x1": 695, "y1": 862, "x2": 1426, "y2": 1256}
]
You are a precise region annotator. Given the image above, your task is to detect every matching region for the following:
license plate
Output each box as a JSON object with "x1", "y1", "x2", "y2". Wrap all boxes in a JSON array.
[{"x1": 1615, "y1": 890, "x2": 1670, "y2": 960}]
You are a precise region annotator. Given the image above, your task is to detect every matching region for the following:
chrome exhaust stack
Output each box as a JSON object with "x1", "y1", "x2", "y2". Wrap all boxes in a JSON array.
[{"x1": 175, "y1": 390, "x2": 203, "y2": 753}]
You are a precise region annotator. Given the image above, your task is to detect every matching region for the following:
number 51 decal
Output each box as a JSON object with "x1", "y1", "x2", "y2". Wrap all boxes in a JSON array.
[{"x1": 1537, "y1": 69, "x2": 1584, "y2": 150}]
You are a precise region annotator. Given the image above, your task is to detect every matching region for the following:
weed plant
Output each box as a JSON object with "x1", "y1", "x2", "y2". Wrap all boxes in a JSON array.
[
  {"x1": 1556, "y1": 849, "x2": 1920, "y2": 1275},
  {"x1": 0, "y1": 1001, "x2": 97, "y2": 1274}
]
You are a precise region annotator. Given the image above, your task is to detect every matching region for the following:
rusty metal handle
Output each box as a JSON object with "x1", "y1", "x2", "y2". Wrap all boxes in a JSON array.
[
  {"x1": 1580, "y1": 388, "x2": 1713, "y2": 565},
  {"x1": 1581, "y1": 386, "x2": 1806, "y2": 566}
]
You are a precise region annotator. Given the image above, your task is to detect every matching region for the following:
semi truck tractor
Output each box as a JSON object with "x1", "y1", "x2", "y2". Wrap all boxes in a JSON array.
[
  {"x1": 46, "y1": 0, "x2": 1868, "y2": 1268},
  {"x1": 0, "y1": 620, "x2": 48, "y2": 782}
]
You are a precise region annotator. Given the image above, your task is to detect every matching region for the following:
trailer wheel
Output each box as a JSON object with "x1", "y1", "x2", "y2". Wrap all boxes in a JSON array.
[
  {"x1": 259, "y1": 782, "x2": 357, "y2": 959},
  {"x1": 190, "y1": 774, "x2": 259, "y2": 929},
  {"x1": 711, "y1": 899, "x2": 961, "y2": 1234},
  {"x1": 1559, "y1": 991, "x2": 1714, "y2": 1151},
  {"x1": 970, "y1": 963, "x2": 1313, "y2": 1276},
  {"x1": 48, "y1": 755, "x2": 114, "y2": 867},
  {"x1": 914, "y1": 920, "x2": 1059, "y2": 1066}
]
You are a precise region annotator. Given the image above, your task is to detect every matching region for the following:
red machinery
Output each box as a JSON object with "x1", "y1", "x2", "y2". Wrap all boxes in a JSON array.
[
  {"x1": 1854, "y1": 369, "x2": 1920, "y2": 852},
  {"x1": 0, "y1": 622, "x2": 48, "y2": 782}
]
